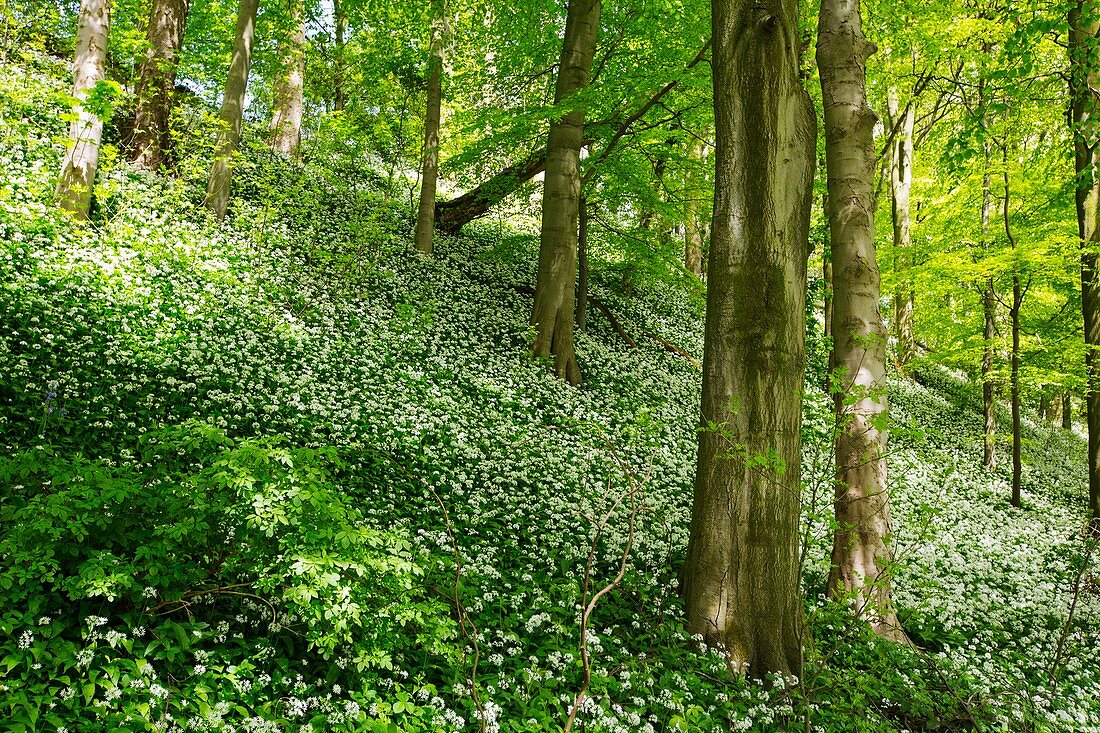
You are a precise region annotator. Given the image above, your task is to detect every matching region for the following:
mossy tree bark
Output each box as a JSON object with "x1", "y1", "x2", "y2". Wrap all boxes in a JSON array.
[
  {"x1": 56, "y1": 0, "x2": 111, "y2": 218},
  {"x1": 818, "y1": 0, "x2": 909, "y2": 643},
  {"x1": 205, "y1": 0, "x2": 259, "y2": 221},
  {"x1": 1070, "y1": 0, "x2": 1100, "y2": 524},
  {"x1": 530, "y1": 0, "x2": 600, "y2": 385},
  {"x1": 682, "y1": 0, "x2": 816, "y2": 678},
  {"x1": 414, "y1": 0, "x2": 446, "y2": 255},
  {"x1": 131, "y1": 0, "x2": 187, "y2": 170},
  {"x1": 269, "y1": 0, "x2": 306, "y2": 158}
]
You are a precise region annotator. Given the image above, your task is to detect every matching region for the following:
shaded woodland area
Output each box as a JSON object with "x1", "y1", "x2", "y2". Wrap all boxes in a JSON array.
[{"x1": 1, "y1": 0, "x2": 1100, "y2": 730}]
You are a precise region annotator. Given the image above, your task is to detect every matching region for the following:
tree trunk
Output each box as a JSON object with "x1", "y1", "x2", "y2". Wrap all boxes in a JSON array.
[
  {"x1": 435, "y1": 151, "x2": 548, "y2": 234},
  {"x1": 1004, "y1": 151, "x2": 1023, "y2": 508},
  {"x1": 1064, "y1": 393, "x2": 1074, "y2": 430},
  {"x1": 1040, "y1": 389, "x2": 1052, "y2": 422},
  {"x1": 1071, "y1": 0, "x2": 1100, "y2": 525},
  {"x1": 981, "y1": 132, "x2": 998, "y2": 470},
  {"x1": 131, "y1": 0, "x2": 187, "y2": 170},
  {"x1": 576, "y1": 195, "x2": 589, "y2": 330},
  {"x1": 684, "y1": 139, "x2": 707, "y2": 278},
  {"x1": 818, "y1": 0, "x2": 908, "y2": 643},
  {"x1": 682, "y1": 0, "x2": 816, "y2": 678},
  {"x1": 56, "y1": 0, "x2": 111, "y2": 217},
  {"x1": 414, "y1": 0, "x2": 446, "y2": 255},
  {"x1": 269, "y1": 0, "x2": 306, "y2": 157},
  {"x1": 205, "y1": 0, "x2": 259, "y2": 220},
  {"x1": 334, "y1": 0, "x2": 346, "y2": 112},
  {"x1": 529, "y1": 0, "x2": 600, "y2": 385},
  {"x1": 887, "y1": 89, "x2": 915, "y2": 368}
]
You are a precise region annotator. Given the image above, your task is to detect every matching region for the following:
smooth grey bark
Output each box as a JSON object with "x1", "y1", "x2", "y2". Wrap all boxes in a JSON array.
[
  {"x1": 205, "y1": 0, "x2": 259, "y2": 220},
  {"x1": 269, "y1": 0, "x2": 306, "y2": 157},
  {"x1": 56, "y1": 0, "x2": 111, "y2": 217},
  {"x1": 530, "y1": 0, "x2": 600, "y2": 385},
  {"x1": 682, "y1": 0, "x2": 816, "y2": 678},
  {"x1": 818, "y1": 0, "x2": 908, "y2": 643},
  {"x1": 414, "y1": 0, "x2": 446, "y2": 255},
  {"x1": 131, "y1": 0, "x2": 188, "y2": 170},
  {"x1": 887, "y1": 89, "x2": 915, "y2": 368},
  {"x1": 1071, "y1": 0, "x2": 1100, "y2": 525}
]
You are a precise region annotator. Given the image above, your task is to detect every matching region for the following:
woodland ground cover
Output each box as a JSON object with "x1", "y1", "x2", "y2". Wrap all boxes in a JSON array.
[{"x1": 1, "y1": 54, "x2": 1099, "y2": 732}]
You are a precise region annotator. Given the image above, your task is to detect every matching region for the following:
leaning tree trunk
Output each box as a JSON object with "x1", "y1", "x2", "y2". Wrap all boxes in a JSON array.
[
  {"x1": 56, "y1": 0, "x2": 111, "y2": 217},
  {"x1": 414, "y1": 0, "x2": 446, "y2": 255},
  {"x1": 205, "y1": 0, "x2": 259, "y2": 220},
  {"x1": 887, "y1": 89, "x2": 915, "y2": 368},
  {"x1": 269, "y1": 0, "x2": 306, "y2": 157},
  {"x1": 818, "y1": 0, "x2": 908, "y2": 643},
  {"x1": 529, "y1": 0, "x2": 600, "y2": 385},
  {"x1": 1071, "y1": 0, "x2": 1100, "y2": 525},
  {"x1": 131, "y1": 0, "x2": 188, "y2": 169},
  {"x1": 682, "y1": 0, "x2": 816, "y2": 678}
]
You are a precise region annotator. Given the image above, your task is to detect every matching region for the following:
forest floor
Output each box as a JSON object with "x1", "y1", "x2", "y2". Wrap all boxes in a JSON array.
[{"x1": 1, "y1": 54, "x2": 1098, "y2": 732}]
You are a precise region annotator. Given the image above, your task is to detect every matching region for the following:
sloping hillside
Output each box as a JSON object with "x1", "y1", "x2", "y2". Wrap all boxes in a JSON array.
[{"x1": 1, "y1": 56, "x2": 1097, "y2": 732}]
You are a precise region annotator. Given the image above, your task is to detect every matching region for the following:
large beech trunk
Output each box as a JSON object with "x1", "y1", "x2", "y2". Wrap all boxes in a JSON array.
[
  {"x1": 269, "y1": 0, "x2": 306, "y2": 157},
  {"x1": 682, "y1": 0, "x2": 816, "y2": 678},
  {"x1": 414, "y1": 0, "x2": 446, "y2": 255},
  {"x1": 205, "y1": 0, "x2": 259, "y2": 220},
  {"x1": 1070, "y1": 0, "x2": 1100, "y2": 524},
  {"x1": 56, "y1": 0, "x2": 111, "y2": 217},
  {"x1": 131, "y1": 0, "x2": 188, "y2": 170},
  {"x1": 529, "y1": 0, "x2": 600, "y2": 385},
  {"x1": 887, "y1": 90, "x2": 915, "y2": 368},
  {"x1": 818, "y1": 0, "x2": 908, "y2": 643}
]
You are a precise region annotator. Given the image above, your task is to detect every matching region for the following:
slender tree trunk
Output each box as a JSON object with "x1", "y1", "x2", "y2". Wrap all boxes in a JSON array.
[
  {"x1": 131, "y1": 0, "x2": 187, "y2": 169},
  {"x1": 684, "y1": 138, "x2": 706, "y2": 278},
  {"x1": 981, "y1": 131, "x2": 998, "y2": 470},
  {"x1": 1040, "y1": 389, "x2": 1052, "y2": 422},
  {"x1": 818, "y1": 0, "x2": 908, "y2": 643},
  {"x1": 269, "y1": 0, "x2": 306, "y2": 157},
  {"x1": 576, "y1": 195, "x2": 589, "y2": 330},
  {"x1": 1004, "y1": 151, "x2": 1023, "y2": 508},
  {"x1": 1071, "y1": 0, "x2": 1100, "y2": 525},
  {"x1": 887, "y1": 89, "x2": 915, "y2": 368},
  {"x1": 56, "y1": 0, "x2": 111, "y2": 217},
  {"x1": 334, "y1": 0, "x2": 346, "y2": 112},
  {"x1": 414, "y1": 0, "x2": 446, "y2": 255},
  {"x1": 530, "y1": 0, "x2": 600, "y2": 385},
  {"x1": 1064, "y1": 393, "x2": 1074, "y2": 430},
  {"x1": 205, "y1": 0, "x2": 259, "y2": 220},
  {"x1": 682, "y1": 0, "x2": 816, "y2": 678}
]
